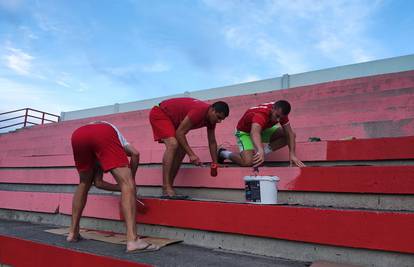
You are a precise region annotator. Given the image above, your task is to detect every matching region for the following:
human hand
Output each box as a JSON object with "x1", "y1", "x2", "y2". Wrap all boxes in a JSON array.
[{"x1": 290, "y1": 154, "x2": 306, "y2": 167}]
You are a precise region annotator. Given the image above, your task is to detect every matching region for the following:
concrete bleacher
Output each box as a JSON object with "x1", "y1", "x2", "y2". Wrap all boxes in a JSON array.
[{"x1": 1, "y1": 69, "x2": 414, "y2": 266}]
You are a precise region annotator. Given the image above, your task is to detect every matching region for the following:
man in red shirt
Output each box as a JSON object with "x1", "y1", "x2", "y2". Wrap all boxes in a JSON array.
[
  {"x1": 149, "y1": 97, "x2": 229, "y2": 198},
  {"x1": 218, "y1": 100, "x2": 305, "y2": 167},
  {"x1": 69, "y1": 121, "x2": 158, "y2": 252}
]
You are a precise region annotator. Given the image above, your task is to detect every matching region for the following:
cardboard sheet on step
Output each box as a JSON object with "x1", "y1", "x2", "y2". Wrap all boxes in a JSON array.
[{"x1": 45, "y1": 228, "x2": 182, "y2": 248}]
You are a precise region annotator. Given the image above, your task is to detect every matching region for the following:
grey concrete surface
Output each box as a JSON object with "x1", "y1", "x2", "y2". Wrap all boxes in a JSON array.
[
  {"x1": 0, "y1": 212, "x2": 413, "y2": 267},
  {"x1": 0, "y1": 219, "x2": 308, "y2": 267},
  {"x1": 61, "y1": 54, "x2": 414, "y2": 121}
]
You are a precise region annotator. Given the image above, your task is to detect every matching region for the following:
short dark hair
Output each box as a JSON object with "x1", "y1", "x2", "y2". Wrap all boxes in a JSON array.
[
  {"x1": 273, "y1": 100, "x2": 291, "y2": 115},
  {"x1": 211, "y1": 101, "x2": 230, "y2": 117}
]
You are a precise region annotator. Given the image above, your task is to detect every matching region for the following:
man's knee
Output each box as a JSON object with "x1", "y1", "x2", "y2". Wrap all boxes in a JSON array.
[
  {"x1": 240, "y1": 161, "x2": 253, "y2": 167},
  {"x1": 164, "y1": 138, "x2": 179, "y2": 151},
  {"x1": 79, "y1": 170, "x2": 94, "y2": 187},
  {"x1": 122, "y1": 177, "x2": 135, "y2": 189},
  {"x1": 94, "y1": 179, "x2": 107, "y2": 190},
  {"x1": 240, "y1": 155, "x2": 254, "y2": 167},
  {"x1": 111, "y1": 167, "x2": 134, "y2": 186}
]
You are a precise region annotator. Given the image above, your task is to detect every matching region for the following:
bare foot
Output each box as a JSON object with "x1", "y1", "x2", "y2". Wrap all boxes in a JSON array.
[
  {"x1": 66, "y1": 232, "x2": 82, "y2": 242},
  {"x1": 126, "y1": 237, "x2": 159, "y2": 252},
  {"x1": 162, "y1": 187, "x2": 176, "y2": 197}
]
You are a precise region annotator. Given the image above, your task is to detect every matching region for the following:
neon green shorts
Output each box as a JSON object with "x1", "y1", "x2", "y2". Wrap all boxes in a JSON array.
[{"x1": 235, "y1": 125, "x2": 280, "y2": 152}]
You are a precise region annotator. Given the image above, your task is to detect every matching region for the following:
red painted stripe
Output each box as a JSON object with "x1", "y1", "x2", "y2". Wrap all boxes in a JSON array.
[
  {"x1": 58, "y1": 194, "x2": 414, "y2": 254},
  {"x1": 136, "y1": 166, "x2": 414, "y2": 194},
  {"x1": 1, "y1": 136, "x2": 414, "y2": 167},
  {"x1": 327, "y1": 136, "x2": 414, "y2": 160},
  {"x1": 0, "y1": 235, "x2": 152, "y2": 267},
  {"x1": 2, "y1": 166, "x2": 414, "y2": 194},
  {"x1": 0, "y1": 191, "x2": 59, "y2": 213}
]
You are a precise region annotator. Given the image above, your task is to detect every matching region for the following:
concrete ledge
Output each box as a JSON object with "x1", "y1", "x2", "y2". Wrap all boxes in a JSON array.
[
  {"x1": 1, "y1": 184, "x2": 413, "y2": 212},
  {"x1": 1, "y1": 220, "x2": 298, "y2": 267},
  {"x1": 0, "y1": 210, "x2": 413, "y2": 267}
]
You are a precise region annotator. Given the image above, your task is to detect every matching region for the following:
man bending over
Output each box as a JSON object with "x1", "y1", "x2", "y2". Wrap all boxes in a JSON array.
[
  {"x1": 69, "y1": 121, "x2": 157, "y2": 252},
  {"x1": 149, "y1": 98, "x2": 229, "y2": 199},
  {"x1": 218, "y1": 100, "x2": 305, "y2": 168}
]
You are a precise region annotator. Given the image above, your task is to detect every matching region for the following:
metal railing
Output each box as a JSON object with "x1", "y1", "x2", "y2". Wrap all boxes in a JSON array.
[{"x1": 0, "y1": 108, "x2": 60, "y2": 131}]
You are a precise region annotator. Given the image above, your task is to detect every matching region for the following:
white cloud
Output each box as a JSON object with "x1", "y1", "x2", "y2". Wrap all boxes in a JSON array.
[
  {"x1": 55, "y1": 80, "x2": 70, "y2": 88},
  {"x1": 3, "y1": 47, "x2": 34, "y2": 75},
  {"x1": 141, "y1": 62, "x2": 170, "y2": 73},
  {"x1": 19, "y1": 26, "x2": 39, "y2": 40},
  {"x1": 104, "y1": 61, "x2": 171, "y2": 77},
  {"x1": 238, "y1": 74, "x2": 260, "y2": 83},
  {"x1": 55, "y1": 72, "x2": 72, "y2": 88},
  {"x1": 0, "y1": 77, "x2": 68, "y2": 115},
  {"x1": 222, "y1": 26, "x2": 308, "y2": 73},
  {"x1": 34, "y1": 13, "x2": 62, "y2": 33},
  {"x1": 206, "y1": 0, "x2": 382, "y2": 72},
  {"x1": 77, "y1": 82, "x2": 89, "y2": 92}
]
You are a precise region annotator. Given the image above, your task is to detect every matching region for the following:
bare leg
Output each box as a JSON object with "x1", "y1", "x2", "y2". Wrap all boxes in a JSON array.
[
  {"x1": 110, "y1": 167, "x2": 137, "y2": 242},
  {"x1": 161, "y1": 137, "x2": 179, "y2": 196},
  {"x1": 67, "y1": 170, "x2": 93, "y2": 242},
  {"x1": 229, "y1": 150, "x2": 255, "y2": 167},
  {"x1": 170, "y1": 146, "x2": 186, "y2": 185},
  {"x1": 111, "y1": 167, "x2": 157, "y2": 252},
  {"x1": 268, "y1": 127, "x2": 288, "y2": 151},
  {"x1": 94, "y1": 166, "x2": 121, "y2": 192}
]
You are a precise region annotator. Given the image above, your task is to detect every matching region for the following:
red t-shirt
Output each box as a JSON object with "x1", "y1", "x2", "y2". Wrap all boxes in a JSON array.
[
  {"x1": 159, "y1": 97, "x2": 215, "y2": 130},
  {"x1": 236, "y1": 102, "x2": 289, "y2": 132}
]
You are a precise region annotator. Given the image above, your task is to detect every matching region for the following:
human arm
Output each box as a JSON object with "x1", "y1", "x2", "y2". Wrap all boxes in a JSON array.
[
  {"x1": 124, "y1": 144, "x2": 140, "y2": 179},
  {"x1": 282, "y1": 123, "x2": 305, "y2": 167},
  {"x1": 251, "y1": 123, "x2": 264, "y2": 167},
  {"x1": 176, "y1": 116, "x2": 201, "y2": 165}
]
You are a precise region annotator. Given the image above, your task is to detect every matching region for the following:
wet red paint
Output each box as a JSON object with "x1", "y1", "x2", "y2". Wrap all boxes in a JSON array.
[
  {"x1": 0, "y1": 235, "x2": 152, "y2": 267},
  {"x1": 1, "y1": 165, "x2": 414, "y2": 194},
  {"x1": 56, "y1": 195, "x2": 414, "y2": 254},
  {"x1": 1, "y1": 136, "x2": 413, "y2": 167}
]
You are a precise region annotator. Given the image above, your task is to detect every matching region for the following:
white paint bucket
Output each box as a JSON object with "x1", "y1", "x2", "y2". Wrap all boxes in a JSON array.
[{"x1": 244, "y1": 176, "x2": 279, "y2": 204}]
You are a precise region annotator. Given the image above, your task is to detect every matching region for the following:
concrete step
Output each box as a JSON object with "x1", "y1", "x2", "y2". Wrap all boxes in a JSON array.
[
  {"x1": 1, "y1": 190, "x2": 414, "y2": 263},
  {"x1": 0, "y1": 219, "x2": 307, "y2": 267},
  {"x1": 1, "y1": 184, "x2": 413, "y2": 212},
  {"x1": 1, "y1": 164, "x2": 413, "y2": 212},
  {"x1": 2, "y1": 136, "x2": 414, "y2": 166},
  {"x1": 0, "y1": 209, "x2": 413, "y2": 267}
]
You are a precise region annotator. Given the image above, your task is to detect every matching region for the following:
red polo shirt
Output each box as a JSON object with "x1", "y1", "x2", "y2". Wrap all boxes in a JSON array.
[
  {"x1": 237, "y1": 102, "x2": 289, "y2": 132},
  {"x1": 159, "y1": 97, "x2": 215, "y2": 130}
]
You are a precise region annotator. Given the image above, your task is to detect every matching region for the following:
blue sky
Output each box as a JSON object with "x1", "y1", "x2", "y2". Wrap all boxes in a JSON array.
[{"x1": 1, "y1": 0, "x2": 414, "y2": 115}]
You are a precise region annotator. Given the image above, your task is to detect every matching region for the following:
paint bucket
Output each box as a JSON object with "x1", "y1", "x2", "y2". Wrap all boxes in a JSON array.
[{"x1": 244, "y1": 176, "x2": 279, "y2": 204}]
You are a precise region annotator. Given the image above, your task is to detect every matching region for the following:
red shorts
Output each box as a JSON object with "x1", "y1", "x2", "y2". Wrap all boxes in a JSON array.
[
  {"x1": 71, "y1": 123, "x2": 129, "y2": 172},
  {"x1": 149, "y1": 106, "x2": 176, "y2": 142}
]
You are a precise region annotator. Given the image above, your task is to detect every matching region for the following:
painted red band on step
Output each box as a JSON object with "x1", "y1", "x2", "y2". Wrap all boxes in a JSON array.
[
  {"x1": 57, "y1": 194, "x2": 414, "y2": 254},
  {"x1": 1, "y1": 136, "x2": 414, "y2": 167},
  {"x1": 326, "y1": 136, "x2": 414, "y2": 160},
  {"x1": 2, "y1": 166, "x2": 414, "y2": 194},
  {"x1": 0, "y1": 235, "x2": 152, "y2": 267},
  {"x1": 0, "y1": 190, "x2": 59, "y2": 213}
]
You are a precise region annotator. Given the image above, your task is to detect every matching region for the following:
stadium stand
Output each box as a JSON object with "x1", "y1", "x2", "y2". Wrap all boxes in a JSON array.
[{"x1": 0, "y1": 58, "x2": 413, "y2": 266}]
